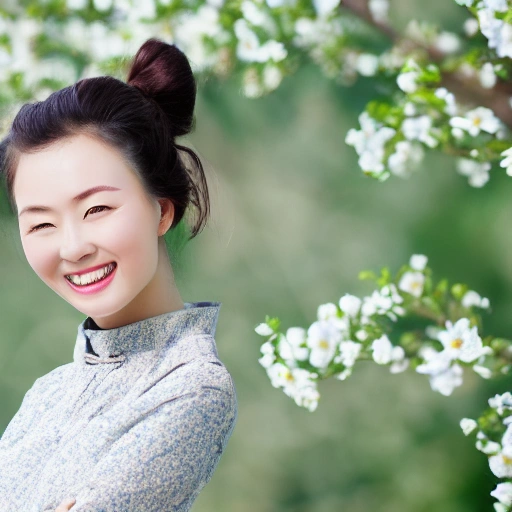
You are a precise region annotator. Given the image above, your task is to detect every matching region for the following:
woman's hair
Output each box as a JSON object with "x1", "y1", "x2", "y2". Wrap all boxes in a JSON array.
[{"x1": 0, "y1": 37, "x2": 210, "y2": 240}]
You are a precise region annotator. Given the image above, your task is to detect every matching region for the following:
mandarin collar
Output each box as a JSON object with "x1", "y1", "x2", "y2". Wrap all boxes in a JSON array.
[{"x1": 73, "y1": 301, "x2": 221, "y2": 365}]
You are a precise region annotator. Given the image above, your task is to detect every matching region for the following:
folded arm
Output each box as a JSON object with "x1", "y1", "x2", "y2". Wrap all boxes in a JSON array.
[{"x1": 67, "y1": 386, "x2": 236, "y2": 512}]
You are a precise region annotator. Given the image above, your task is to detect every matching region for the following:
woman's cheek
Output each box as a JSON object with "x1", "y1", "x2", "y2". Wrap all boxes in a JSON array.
[{"x1": 22, "y1": 237, "x2": 57, "y2": 283}]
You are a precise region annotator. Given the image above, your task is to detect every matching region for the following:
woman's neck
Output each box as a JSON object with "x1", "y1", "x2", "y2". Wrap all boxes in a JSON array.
[{"x1": 90, "y1": 239, "x2": 185, "y2": 329}]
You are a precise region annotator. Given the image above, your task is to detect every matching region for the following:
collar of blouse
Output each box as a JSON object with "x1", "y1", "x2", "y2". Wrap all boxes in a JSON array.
[{"x1": 72, "y1": 301, "x2": 221, "y2": 366}]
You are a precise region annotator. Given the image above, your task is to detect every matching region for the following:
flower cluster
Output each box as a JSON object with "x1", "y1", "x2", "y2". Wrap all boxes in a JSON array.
[
  {"x1": 461, "y1": 391, "x2": 512, "y2": 511},
  {"x1": 257, "y1": 254, "x2": 511, "y2": 508},
  {"x1": 346, "y1": 54, "x2": 512, "y2": 187},
  {"x1": 457, "y1": 0, "x2": 512, "y2": 58},
  {"x1": 256, "y1": 253, "x2": 500, "y2": 411},
  {"x1": 2, "y1": 0, "x2": 512, "y2": 191}
]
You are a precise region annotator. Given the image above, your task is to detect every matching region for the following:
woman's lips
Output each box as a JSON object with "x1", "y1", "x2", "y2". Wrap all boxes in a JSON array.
[{"x1": 65, "y1": 263, "x2": 117, "y2": 295}]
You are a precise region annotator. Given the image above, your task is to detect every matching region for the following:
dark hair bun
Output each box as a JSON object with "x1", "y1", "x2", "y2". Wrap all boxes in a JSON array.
[{"x1": 127, "y1": 38, "x2": 196, "y2": 137}]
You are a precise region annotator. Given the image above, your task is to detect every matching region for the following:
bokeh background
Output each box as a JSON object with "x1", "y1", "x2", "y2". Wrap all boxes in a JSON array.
[{"x1": 1, "y1": 0, "x2": 512, "y2": 510}]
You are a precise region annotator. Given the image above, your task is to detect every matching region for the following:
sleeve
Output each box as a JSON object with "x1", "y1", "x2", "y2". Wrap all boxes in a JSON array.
[
  {"x1": 0, "y1": 377, "x2": 43, "y2": 444},
  {"x1": 67, "y1": 386, "x2": 237, "y2": 512}
]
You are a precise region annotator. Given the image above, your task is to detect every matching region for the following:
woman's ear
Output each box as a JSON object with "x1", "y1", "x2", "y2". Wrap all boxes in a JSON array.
[{"x1": 157, "y1": 198, "x2": 174, "y2": 236}]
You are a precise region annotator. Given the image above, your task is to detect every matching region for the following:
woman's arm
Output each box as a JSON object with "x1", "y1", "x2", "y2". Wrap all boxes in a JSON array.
[{"x1": 60, "y1": 385, "x2": 236, "y2": 512}]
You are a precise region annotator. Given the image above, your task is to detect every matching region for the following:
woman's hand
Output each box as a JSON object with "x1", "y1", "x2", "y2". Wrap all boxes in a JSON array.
[{"x1": 54, "y1": 498, "x2": 76, "y2": 511}]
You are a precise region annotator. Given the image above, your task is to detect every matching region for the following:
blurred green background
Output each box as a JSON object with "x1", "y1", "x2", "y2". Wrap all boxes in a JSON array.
[{"x1": 1, "y1": 0, "x2": 512, "y2": 510}]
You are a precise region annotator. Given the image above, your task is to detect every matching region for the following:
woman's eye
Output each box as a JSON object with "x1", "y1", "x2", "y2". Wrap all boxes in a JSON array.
[
  {"x1": 85, "y1": 205, "x2": 111, "y2": 217},
  {"x1": 29, "y1": 223, "x2": 52, "y2": 233},
  {"x1": 28, "y1": 206, "x2": 111, "y2": 233}
]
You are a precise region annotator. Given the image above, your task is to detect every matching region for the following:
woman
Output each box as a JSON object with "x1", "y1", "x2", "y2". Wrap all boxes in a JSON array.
[{"x1": 0, "y1": 38, "x2": 237, "y2": 511}]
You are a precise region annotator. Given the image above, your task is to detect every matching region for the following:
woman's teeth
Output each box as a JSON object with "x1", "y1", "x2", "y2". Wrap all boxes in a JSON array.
[{"x1": 66, "y1": 263, "x2": 116, "y2": 286}]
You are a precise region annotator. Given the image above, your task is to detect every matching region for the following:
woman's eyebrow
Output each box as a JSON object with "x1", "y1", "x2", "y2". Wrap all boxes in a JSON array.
[{"x1": 18, "y1": 185, "x2": 121, "y2": 217}]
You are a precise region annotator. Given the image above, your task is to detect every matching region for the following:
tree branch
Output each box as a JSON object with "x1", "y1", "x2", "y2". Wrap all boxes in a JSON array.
[{"x1": 340, "y1": 0, "x2": 512, "y2": 129}]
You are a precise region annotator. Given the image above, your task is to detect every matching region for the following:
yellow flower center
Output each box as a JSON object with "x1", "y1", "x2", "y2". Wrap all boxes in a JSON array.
[
  {"x1": 284, "y1": 370, "x2": 294, "y2": 382},
  {"x1": 451, "y1": 338, "x2": 463, "y2": 349},
  {"x1": 503, "y1": 454, "x2": 512, "y2": 465},
  {"x1": 318, "y1": 339, "x2": 330, "y2": 350},
  {"x1": 472, "y1": 116, "x2": 481, "y2": 127}
]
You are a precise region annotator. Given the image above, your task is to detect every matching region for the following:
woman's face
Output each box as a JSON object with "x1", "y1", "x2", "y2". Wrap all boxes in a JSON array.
[{"x1": 13, "y1": 132, "x2": 169, "y2": 323}]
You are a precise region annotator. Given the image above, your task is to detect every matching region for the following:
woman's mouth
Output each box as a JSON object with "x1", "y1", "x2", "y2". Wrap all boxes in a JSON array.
[{"x1": 65, "y1": 262, "x2": 117, "y2": 295}]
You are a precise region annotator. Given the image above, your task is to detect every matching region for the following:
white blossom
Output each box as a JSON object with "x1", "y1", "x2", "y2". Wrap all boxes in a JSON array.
[
  {"x1": 290, "y1": 384, "x2": 320, "y2": 411},
  {"x1": 236, "y1": 19, "x2": 288, "y2": 63},
  {"x1": 404, "y1": 102, "x2": 416, "y2": 116},
  {"x1": 267, "y1": 361, "x2": 291, "y2": 388},
  {"x1": 278, "y1": 328, "x2": 309, "y2": 363},
  {"x1": 479, "y1": 62, "x2": 498, "y2": 88},
  {"x1": 345, "y1": 112, "x2": 396, "y2": 174},
  {"x1": 255, "y1": 322, "x2": 274, "y2": 336},
  {"x1": 460, "y1": 418, "x2": 478, "y2": 436},
  {"x1": 334, "y1": 340, "x2": 362, "y2": 367},
  {"x1": 390, "y1": 345, "x2": 409, "y2": 373},
  {"x1": 241, "y1": 0, "x2": 276, "y2": 33},
  {"x1": 462, "y1": 290, "x2": 491, "y2": 309},
  {"x1": 416, "y1": 346, "x2": 453, "y2": 375},
  {"x1": 339, "y1": 294, "x2": 362, "y2": 318},
  {"x1": 402, "y1": 115, "x2": 438, "y2": 147},
  {"x1": 456, "y1": 158, "x2": 491, "y2": 188},
  {"x1": 267, "y1": 363, "x2": 320, "y2": 411},
  {"x1": 317, "y1": 302, "x2": 338, "y2": 320},
  {"x1": 438, "y1": 317, "x2": 486, "y2": 363},
  {"x1": 312, "y1": 0, "x2": 340, "y2": 16},
  {"x1": 477, "y1": 8, "x2": 512, "y2": 58},
  {"x1": 293, "y1": 17, "x2": 343, "y2": 48},
  {"x1": 387, "y1": 141, "x2": 424, "y2": 177},
  {"x1": 500, "y1": 147, "x2": 512, "y2": 176},
  {"x1": 368, "y1": 0, "x2": 389, "y2": 22},
  {"x1": 259, "y1": 353, "x2": 276, "y2": 368},
  {"x1": 355, "y1": 329, "x2": 368, "y2": 341},
  {"x1": 490, "y1": 445, "x2": 512, "y2": 478},
  {"x1": 66, "y1": 0, "x2": 88, "y2": 9},
  {"x1": 174, "y1": 5, "x2": 229, "y2": 71},
  {"x1": 307, "y1": 320, "x2": 343, "y2": 369},
  {"x1": 397, "y1": 69, "x2": 420, "y2": 93},
  {"x1": 463, "y1": 18, "x2": 480, "y2": 37},
  {"x1": 434, "y1": 87, "x2": 458, "y2": 116},
  {"x1": 335, "y1": 368, "x2": 353, "y2": 380},
  {"x1": 234, "y1": 19, "x2": 261, "y2": 62},
  {"x1": 361, "y1": 285, "x2": 405, "y2": 322},
  {"x1": 435, "y1": 31, "x2": 461, "y2": 54},
  {"x1": 484, "y1": 0, "x2": 508, "y2": 12},
  {"x1": 258, "y1": 40, "x2": 287, "y2": 62},
  {"x1": 489, "y1": 392, "x2": 512, "y2": 415},
  {"x1": 93, "y1": 0, "x2": 113, "y2": 11},
  {"x1": 491, "y1": 483, "x2": 512, "y2": 507},
  {"x1": 371, "y1": 334, "x2": 395, "y2": 364},
  {"x1": 410, "y1": 254, "x2": 428, "y2": 271},
  {"x1": 428, "y1": 363, "x2": 464, "y2": 396},
  {"x1": 356, "y1": 53, "x2": 379, "y2": 76},
  {"x1": 398, "y1": 271, "x2": 425, "y2": 297},
  {"x1": 473, "y1": 364, "x2": 492, "y2": 378},
  {"x1": 450, "y1": 106, "x2": 502, "y2": 136},
  {"x1": 476, "y1": 432, "x2": 502, "y2": 454}
]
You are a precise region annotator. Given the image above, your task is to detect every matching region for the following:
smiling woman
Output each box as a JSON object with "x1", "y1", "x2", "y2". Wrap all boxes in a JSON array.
[{"x1": 0, "y1": 38, "x2": 237, "y2": 511}]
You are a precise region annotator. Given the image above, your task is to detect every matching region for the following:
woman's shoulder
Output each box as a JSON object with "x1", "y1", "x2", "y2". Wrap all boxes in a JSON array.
[
  {"x1": 137, "y1": 333, "x2": 237, "y2": 410},
  {"x1": 27, "y1": 362, "x2": 74, "y2": 398}
]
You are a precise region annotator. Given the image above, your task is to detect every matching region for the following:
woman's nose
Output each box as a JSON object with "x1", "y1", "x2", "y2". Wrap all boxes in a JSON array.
[{"x1": 59, "y1": 224, "x2": 96, "y2": 263}]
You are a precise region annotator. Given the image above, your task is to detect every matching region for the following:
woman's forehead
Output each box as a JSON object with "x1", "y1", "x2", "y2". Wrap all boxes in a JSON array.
[{"x1": 14, "y1": 134, "x2": 140, "y2": 201}]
